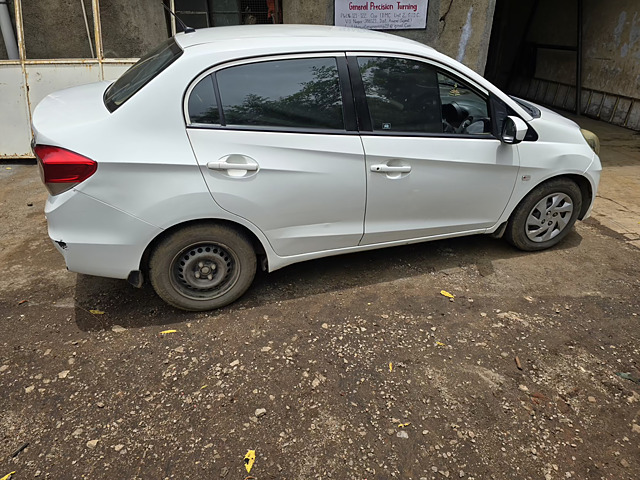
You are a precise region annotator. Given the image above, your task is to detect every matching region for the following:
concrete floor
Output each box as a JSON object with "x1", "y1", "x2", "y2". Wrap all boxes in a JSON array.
[{"x1": 569, "y1": 115, "x2": 640, "y2": 249}]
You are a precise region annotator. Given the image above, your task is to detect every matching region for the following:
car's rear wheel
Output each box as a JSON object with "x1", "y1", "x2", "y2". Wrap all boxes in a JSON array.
[
  {"x1": 149, "y1": 224, "x2": 256, "y2": 311},
  {"x1": 505, "y1": 178, "x2": 582, "y2": 251}
]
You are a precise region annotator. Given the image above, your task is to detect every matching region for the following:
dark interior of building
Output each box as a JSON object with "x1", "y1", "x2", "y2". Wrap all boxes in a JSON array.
[
  {"x1": 485, "y1": 0, "x2": 638, "y2": 131},
  {"x1": 485, "y1": 0, "x2": 581, "y2": 114}
]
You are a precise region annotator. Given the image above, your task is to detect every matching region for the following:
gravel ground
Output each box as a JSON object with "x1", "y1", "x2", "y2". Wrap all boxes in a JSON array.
[{"x1": 1, "y1": 164, "x2": 639, "y2": 480}]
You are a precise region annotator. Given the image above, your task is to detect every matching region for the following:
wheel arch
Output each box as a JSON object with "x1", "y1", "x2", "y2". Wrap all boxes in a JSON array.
[
  {"x1": 494, "y1": 172, "x2": 594, "y2": 238},
  {"x1": 510, "y1": 173, "x2": 593, "y2": 221},
  {"x1": 504, "y1": 174, "x2": 585, "y2": 251},
  {"x1": 561, "y1": 174, "x2": 593, "y2": 220},
  {"x1": 139, "y1": 218, "x2": 268, "y2": 278}
]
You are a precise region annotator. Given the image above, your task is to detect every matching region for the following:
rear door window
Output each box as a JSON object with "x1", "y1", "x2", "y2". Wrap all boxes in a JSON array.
[
  {"x1": 104, "y1": 38, "x2": 182, "y2": 112},
  {"x1": 214, "y1": 57, "x2": 345, "y2": 130}
]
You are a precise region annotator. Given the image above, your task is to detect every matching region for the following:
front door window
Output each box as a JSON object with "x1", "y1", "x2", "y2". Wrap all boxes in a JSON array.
[{"x1": 358, "y1": 56, "x2": 493, "y2": 136}]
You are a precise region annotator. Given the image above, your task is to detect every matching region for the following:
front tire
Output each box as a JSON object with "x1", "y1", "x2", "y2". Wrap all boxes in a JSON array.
[
  {"x1": 505, "y1": 178, "x2": 582, "y2": 251},
  {"x1": 149, "y1": 224, "x2": 256, "y2": 311}
]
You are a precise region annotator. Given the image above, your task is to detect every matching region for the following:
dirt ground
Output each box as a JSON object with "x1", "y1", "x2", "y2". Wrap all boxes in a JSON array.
[{"x1": 1, "y1": 117, "x2": 639, "y2": 480}]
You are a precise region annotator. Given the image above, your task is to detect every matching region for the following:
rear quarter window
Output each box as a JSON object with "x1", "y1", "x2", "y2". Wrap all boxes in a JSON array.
[{"x1": 104, "y1": 38, "x2": 183, "y2": 112}]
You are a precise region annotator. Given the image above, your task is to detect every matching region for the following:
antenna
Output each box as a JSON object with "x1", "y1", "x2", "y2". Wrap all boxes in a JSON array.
[{"x1": 162, "y1": 2, "x2": 195, "y2": 34}]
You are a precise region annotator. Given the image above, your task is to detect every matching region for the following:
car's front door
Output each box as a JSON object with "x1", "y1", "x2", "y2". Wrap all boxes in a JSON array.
[
  {"x1": 185, "y1": 54, "x2": 366, "y2": 257},
  {"x1": 351, "y1": 55, "x2": 520, "y2": 245}
]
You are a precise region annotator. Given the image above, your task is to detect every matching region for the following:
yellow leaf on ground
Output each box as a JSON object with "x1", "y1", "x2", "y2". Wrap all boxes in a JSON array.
[
  {"x1": 89, "y1": 310, "x2": 105, "y2": 314},
  {"x1": 389, "y1": 362, "x2": 393, "y2": 372},
  {"x1": 244, "y1": 449, "x2": 256, "y2": 473},
  {"x1": 1, "y1": 472, "x2": 16, "y2": 480},
  {"x1": 160, "y1": 329, "x2": 177, "y2": 335},
  {"x1": 440, "y1": 290, "x2": 455, "y2": 299}
]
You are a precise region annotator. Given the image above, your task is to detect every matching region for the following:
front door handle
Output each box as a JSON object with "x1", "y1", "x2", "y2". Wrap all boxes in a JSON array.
[{"x1": 370, "y1": 164, "x2": 411, "y2": 173}]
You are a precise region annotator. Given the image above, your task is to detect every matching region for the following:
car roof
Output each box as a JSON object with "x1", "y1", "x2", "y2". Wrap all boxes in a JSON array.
[{"x1": 174, "y1": 24, "x2": 434, "y2": 53}]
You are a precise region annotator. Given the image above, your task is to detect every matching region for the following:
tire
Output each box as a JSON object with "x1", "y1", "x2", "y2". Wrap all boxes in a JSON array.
[
  {"x1": 505, "y1": 178, "x2": 582, "y2": 251},
  {"x1": 149, "y1": 224, "x2": 256, "y2": 311}
]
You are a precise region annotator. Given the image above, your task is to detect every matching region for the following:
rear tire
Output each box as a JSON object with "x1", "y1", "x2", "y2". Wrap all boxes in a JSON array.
[
  {"x1": 149, "y1": 224, "x2": 256, "y2": 311},
  {"x1": 505, "y1": 178, "x2": 582, "y2": 251}
]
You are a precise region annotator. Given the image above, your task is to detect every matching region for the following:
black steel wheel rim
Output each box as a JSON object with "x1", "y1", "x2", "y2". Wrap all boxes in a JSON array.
[{"x1": 169, "y1": 242, "x2": 240, "y2": 301}]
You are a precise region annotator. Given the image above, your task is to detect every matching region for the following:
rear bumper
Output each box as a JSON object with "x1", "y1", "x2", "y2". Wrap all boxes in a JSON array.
[{"x1": 46, "y1": 189, "x2": 162, "y2": 279}]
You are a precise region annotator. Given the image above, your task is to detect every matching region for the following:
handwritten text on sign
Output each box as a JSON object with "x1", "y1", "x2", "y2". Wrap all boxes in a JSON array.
[{"x1": 335, "y1": 0, "x2": 428, "y2": 30}]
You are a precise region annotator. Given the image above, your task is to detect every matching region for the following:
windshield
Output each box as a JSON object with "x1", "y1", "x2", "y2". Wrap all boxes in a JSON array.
[{"x1": 104, "y1": 38, "x2": 183, "y2": 112}]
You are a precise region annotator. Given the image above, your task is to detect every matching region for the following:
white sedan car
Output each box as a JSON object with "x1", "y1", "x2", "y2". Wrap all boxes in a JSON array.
[{"x1": 32, "y1": 25, "x2": 601, "y2": 311}]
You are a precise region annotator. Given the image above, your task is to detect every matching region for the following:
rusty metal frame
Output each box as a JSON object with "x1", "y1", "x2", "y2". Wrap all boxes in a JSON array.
[
  {"x1": 0, "y1": 0, "x2": 138, "y2": 158},
  {"x1": 170, "y1": 0, "x2": 177, "y2": 35},
  {"x1": 1, "y1": 0, "x2": 140, "y2": 67}
]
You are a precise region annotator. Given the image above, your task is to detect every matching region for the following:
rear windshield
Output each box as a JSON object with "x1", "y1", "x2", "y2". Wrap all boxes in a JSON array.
[{"x1": 104, "y1": 38, "x2": 183, "y2": 112}]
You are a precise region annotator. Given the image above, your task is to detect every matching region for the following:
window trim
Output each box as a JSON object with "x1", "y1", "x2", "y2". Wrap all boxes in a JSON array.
[
  {"x1": 186, "y1": 124, "x2": 362, "y2": 136},
  {"x1": 346, "y1": 51, "x2": 497, "y2": 139},
  {"x1": 346, "y1": 56, "x2": 372, "y2": 132},
  {"x1": 183, "y1": 52, "x2": 357, "y2": 133}
]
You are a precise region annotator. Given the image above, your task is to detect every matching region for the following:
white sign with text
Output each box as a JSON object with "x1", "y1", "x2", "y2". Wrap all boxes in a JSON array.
[{"x1": 335, "y1": 0, "x2": 428, "y2": 30}]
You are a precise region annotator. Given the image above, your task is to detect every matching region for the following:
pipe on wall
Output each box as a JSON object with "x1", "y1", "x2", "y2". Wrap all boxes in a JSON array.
[
  {"x1": 0, "y1": 0, "x2": 19, "y2": 59},
  {"x1": 576, "y1": 0, "x2": 582, "y2": 115}
]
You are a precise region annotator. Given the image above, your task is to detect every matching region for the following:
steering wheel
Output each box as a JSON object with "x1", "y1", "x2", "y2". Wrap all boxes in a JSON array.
[{"x1": 456, "y1": 116, "x2": 474, "y2": 134}]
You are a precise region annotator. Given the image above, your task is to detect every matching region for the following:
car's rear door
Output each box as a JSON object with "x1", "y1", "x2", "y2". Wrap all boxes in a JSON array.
[
  {"x1": 185, "y1": 54, "x2": 366, "y2": 257},
  {"x1": 350, "y1": 54, "x2": 520, "y2": 245}
]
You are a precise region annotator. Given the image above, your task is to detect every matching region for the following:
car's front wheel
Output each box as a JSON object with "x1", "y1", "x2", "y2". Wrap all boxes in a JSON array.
[
  {"x1": 505, "y1": 178, "x2": 582, "y2": 251},
  {"x1": 149, "y1": 224, "x2": 256, "y2": 311}
]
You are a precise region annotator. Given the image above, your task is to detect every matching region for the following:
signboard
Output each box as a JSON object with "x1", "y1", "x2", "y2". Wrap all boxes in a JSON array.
[{"x1": 335, "y1": 0, "x2": 428, "y2": 30}]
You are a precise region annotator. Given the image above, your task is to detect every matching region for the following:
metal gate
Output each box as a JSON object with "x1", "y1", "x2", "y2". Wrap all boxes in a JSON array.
[{"x1": 0, "y1": 0, "x2": 174, "y2": 159}]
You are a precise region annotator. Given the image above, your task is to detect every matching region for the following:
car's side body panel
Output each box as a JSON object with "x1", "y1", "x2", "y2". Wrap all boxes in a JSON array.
[
  {"x1": 488, "y1": 109, "x2": 601, "y2": 232},
  {"x1": 360, "y1": 135, "x2": 520, "y2": 244},
  {"x1": 187, "y1": 128, "x2": 367, "y2": 256},
  {"x1": 31, "y1": 25, "x2": 602, "y2": 285},
  {"x1": 45, "y1": 189, "x2": 162, "y2": 278}
]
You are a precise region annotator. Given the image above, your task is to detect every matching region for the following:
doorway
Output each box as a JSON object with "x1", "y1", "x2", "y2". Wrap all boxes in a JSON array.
[{"x1": 485, "y1": 0, "x2": 581, "y2": 114}]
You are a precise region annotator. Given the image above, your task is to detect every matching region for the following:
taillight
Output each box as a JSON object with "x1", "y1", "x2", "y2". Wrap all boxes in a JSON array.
[{"x1": 34, "y1": 145, "x2": 97, "y2": 195}]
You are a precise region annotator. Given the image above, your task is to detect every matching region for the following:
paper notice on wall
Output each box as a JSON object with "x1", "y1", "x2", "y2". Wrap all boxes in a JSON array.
[{"x1": 335, "y1": 0, "x2": 428, "y2": 30}]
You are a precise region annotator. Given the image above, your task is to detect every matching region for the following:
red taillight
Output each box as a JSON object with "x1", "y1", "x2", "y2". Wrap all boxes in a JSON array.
[{"x1": 34, "y1": 145, "x2": 97, "y2": 195}]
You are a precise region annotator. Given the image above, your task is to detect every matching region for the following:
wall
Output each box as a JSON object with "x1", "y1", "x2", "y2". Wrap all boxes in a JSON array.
[
  {"x1": 583, "y1": 0, "x2": 640, "y2": 100},
  {"x1": 427, "y1": 0, "x2": 497, "y2": 74},
  {"x1": 504, "y1": 0, "x2": 640, "y2": 128},
  {"x1": 527, "y1": 0, "x2": 578, "y2": 86},
  {"x1": 517, "y1": 0, "x2": 640, "y2": 100},
  {"x1": 0, "y1": 0, "x2": 168, "y2": 60},
  {"x1": 21, "y1": 0, "x2": 95, "y2": 58},
  {"x1": 282, "y1": 0, "x2": 497, "y2": 74},
  {"x1": 5, "y1": 1, "x2": 496, "y2": 68},
  {"x1": 99, "y1": 1, "x2": 168, "y2": 58}
]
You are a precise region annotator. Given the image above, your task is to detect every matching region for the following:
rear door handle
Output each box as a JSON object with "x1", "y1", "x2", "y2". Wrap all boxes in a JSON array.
[
  {"x1": 370, "y1": 164, "x2": 411, "y2": 173},
  {"x1": 207, "y1": 158, "x2": 259, "y2": 171}
]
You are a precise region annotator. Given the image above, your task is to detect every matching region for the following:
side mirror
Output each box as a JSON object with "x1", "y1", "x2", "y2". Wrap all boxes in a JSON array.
[{"x1": 501, "y1": 116, "x2": 528, "y2": 144}]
